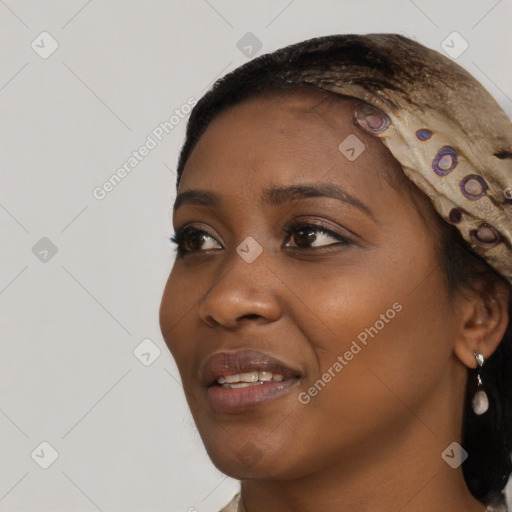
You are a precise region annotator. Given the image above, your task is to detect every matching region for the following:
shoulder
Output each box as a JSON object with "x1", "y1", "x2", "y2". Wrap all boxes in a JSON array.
[{"x1": 218, "y1": 492, "x2": 241, "y2": 512}]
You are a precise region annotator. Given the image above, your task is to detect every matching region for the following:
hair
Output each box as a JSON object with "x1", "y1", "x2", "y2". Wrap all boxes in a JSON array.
[
  {"x1": 442, "y1": 224, "x2": 512, "y2": 505},
  {"x1": 174, "y1": 33, "x2": 512, "y2": 506}
]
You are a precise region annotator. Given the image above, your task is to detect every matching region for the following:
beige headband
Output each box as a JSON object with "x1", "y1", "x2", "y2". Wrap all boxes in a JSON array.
[{"x1": 282, "y1": 34, "x2": 512, "y2": 284}]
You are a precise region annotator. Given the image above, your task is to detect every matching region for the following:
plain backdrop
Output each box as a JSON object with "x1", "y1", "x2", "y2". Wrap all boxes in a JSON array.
[{"x1": 1, "y1": 1, "x2": 511, "y2": 511}]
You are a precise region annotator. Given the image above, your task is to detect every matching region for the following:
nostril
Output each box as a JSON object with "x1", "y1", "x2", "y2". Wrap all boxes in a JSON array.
[
  {"x1": 242, "y1": 314, "x2": 261, "y2": 320},
  {"x1": 204, "y1": 314, "x2": 221, "y2": 327}
]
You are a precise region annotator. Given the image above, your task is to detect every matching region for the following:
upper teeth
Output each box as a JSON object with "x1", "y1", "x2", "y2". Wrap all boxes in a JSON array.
[{"x1": 217, "y1": 371, "x2": 286, "y2": 384}]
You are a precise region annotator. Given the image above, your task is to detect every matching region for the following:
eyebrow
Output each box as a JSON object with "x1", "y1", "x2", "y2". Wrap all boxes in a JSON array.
[{"x1": 173, "y1": 183, "x2": 374, "y2": 218}]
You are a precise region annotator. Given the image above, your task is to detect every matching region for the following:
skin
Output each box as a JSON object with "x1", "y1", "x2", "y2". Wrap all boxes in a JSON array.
[{"x1": 159, "y1": 88, "x2": 509, "y2": 512}]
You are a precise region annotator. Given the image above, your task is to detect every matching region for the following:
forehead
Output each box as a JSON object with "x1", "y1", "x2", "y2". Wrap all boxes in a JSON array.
[{"x1": 177, "y1": 88, "x2": 401, "y2": 206}]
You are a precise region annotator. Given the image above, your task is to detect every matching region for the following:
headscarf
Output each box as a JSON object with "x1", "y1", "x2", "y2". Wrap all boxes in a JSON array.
[
  {"x1": 267, "y1": 34, "x2": 512, "y2": 284},
  {"x1": 178, "y1": 34, "x2": 512, "y2": 285}
]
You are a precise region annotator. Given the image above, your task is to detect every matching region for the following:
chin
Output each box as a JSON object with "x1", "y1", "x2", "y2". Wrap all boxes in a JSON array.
[{"x1": 199, "y1": 428, "x2": 312, "y2": 481}]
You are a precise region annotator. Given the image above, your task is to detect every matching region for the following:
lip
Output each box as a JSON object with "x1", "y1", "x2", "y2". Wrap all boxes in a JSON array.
[{"x1": 200, "y1": 349, "x2": 303, "y2": 413}]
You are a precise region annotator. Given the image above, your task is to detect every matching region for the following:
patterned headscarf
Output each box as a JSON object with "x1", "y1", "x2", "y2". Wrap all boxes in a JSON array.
[{"x1": 277, "y1": 34, "x2": 512, "y2": 284}]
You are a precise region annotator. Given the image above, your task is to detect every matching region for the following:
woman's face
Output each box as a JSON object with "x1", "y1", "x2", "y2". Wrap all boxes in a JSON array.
[{"x1": 159, "y1": 89, "x2": 467, "y2": 480}]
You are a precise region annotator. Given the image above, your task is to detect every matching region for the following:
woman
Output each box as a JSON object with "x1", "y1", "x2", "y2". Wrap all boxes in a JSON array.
[{"x1": 159, "y1": 34, "x2": 512, "y2": 512}]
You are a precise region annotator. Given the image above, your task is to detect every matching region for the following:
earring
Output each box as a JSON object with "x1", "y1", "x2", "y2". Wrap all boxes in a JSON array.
[{"x1": 472, "y1": 351, "x2": 489, "y2": 415}]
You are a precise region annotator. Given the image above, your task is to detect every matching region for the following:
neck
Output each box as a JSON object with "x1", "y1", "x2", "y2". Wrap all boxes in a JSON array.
[
  {"x1": 239, "y1": 441, "x2": 486, "y2": 512},
  {"x1": 238, "y1": 390, "x2": 487, "y2": 512}
]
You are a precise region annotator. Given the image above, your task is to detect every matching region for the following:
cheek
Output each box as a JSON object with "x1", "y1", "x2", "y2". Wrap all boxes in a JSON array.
[
  {"x1": 272, "y1": 256, "x2": 406, "y2": 359},
  {"x1": 313, "y1": 275, "x2": 456, "y2": 418},
  {"x1": 159, "y1": 267, "x2": 202, "y2": 365},
  {"x1": 281, "y1": 240, "x2": 458, "y2": 407},
  {"x1": 274, "y1": 273, "x2": 457, "y2": 471}
]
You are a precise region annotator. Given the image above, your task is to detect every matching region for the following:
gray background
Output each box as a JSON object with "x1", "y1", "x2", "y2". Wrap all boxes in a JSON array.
[{"x1": 1, "y1": 0, "x2": 511, "y2": 511}]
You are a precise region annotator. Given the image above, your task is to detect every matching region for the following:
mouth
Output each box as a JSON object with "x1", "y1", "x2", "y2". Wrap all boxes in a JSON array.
[
  {"x1": 215, "y1": 370, "x2": 290, "y2": 388},
  {"x1": 201, "y1": 349, "x2": 302, "y2": 413}
]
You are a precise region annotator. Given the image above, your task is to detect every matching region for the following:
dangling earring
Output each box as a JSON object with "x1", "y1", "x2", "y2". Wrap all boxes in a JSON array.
[{"x1": 472, "y1": 351, "x2": 489, "y2": 415}]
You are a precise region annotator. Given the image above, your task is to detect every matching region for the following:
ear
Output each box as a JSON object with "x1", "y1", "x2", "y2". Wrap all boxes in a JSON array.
[{"x1": 453, "y1": 276, "x2": 510, "y2": 369}]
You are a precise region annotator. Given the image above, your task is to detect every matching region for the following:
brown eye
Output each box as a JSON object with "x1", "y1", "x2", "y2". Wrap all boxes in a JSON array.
[
  {"x1": 293, "y1": 226, "x2": 321, "y2": 247},
  {"x1": 170, "y1": 226, "x2": 222, "y2": 256},
  {"x1": 186, "y1": 231, "x2": 210, "y2": 251},
  {"x1": 284, "y1": 222, "x2": 351, "y2": 249}
]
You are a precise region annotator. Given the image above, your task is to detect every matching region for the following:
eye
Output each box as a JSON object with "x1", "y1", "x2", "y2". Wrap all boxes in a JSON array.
[
  {"x1": 170, "y1": 226, "x2": 222, "y2": 257},
  {"x1": 170, "y1": 220, "x2": 352, "y2": 258},
  {"x1": 283, "y1": 221, "x2": 352, "y2": 249}
]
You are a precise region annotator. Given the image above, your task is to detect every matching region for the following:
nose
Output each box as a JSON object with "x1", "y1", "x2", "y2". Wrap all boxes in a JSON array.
[{"x1": 197, "y1": 250, "x2": 282, "y2": 329}]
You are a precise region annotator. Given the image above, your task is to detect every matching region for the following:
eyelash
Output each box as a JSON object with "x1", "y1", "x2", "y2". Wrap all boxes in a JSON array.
[{"x1": 169, "y1": 221, "x2": 352, "y2": 257}]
